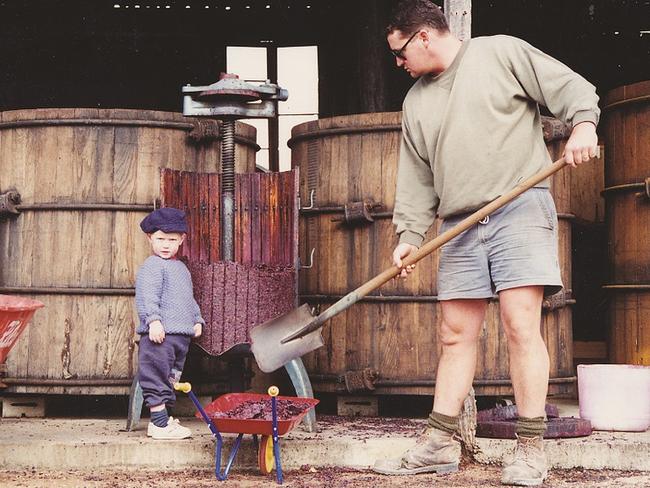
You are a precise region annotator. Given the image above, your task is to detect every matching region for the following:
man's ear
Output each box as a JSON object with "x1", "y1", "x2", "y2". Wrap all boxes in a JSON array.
[
  {"x1": 420, "y1": 28, "x2": 433, "y2": 45},
  {"x1": 179, "y1": 233, "x2": 186, "y2": 245}
]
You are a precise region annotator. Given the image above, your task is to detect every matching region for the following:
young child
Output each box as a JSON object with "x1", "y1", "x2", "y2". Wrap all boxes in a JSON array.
[{"x1": 135, "y1": 207, "x2": 204, "y2": 439}]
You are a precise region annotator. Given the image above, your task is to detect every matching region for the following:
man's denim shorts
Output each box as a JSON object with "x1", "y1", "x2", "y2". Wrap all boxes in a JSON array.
[{"x1": 436, "y1": 188, "x2": 563, "y2": 300}]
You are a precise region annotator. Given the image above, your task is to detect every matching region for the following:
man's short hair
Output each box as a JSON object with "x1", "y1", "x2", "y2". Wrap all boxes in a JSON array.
[{"x1": 386, "y1": 0, "x2": 450, "y2": 36}]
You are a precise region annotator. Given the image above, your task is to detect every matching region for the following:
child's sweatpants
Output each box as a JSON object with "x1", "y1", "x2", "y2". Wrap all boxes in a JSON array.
[{"x1": 138, "y1": 334, "x2": 191, "y2": 409}]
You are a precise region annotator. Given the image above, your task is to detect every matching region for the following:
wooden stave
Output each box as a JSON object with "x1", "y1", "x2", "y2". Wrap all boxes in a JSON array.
[{"x1": 603, "y1": 81, "x2": 650, "y2": 365}]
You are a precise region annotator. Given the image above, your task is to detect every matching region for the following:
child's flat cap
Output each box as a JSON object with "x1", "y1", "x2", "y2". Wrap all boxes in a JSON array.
[{"x1": 140, "y1": 207, "x2": 188, "y2": 234}]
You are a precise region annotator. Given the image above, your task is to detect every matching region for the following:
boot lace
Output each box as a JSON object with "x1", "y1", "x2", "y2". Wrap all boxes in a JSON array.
[{"x1": 511, "y1": 436, "x2": 543, "y2": 470}]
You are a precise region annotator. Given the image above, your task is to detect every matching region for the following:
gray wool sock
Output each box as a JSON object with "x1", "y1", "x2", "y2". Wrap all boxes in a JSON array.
[
  {"x1": 427, "y1": 410, "x2": 459, "y2": 434},
  {"x1": 516, "y1": 416, "x2": 546, "y2": 438}
]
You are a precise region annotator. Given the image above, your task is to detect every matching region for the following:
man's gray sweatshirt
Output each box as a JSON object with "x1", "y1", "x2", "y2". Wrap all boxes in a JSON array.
[
  {"x1": 394, "y1": 35, "x2": 600, "y2": 247},
  {"x1": 135, "y1": 255, "x2": 205, "y2": 335}
]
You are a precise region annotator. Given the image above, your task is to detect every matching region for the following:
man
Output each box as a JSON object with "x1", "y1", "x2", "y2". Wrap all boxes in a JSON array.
[{"x1": 373, "y1": 1, "x2": 599, "y2": 486}]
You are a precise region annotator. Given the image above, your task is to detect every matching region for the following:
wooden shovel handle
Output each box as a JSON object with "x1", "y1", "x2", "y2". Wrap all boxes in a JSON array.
[{"x1": 360, "y1": 157, "x2": 568, "y2": 295}]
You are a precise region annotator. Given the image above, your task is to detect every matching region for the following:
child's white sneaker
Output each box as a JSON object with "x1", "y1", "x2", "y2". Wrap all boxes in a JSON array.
[{"x1": 147, "y1": 416, "x2": 191, "y2": 439}]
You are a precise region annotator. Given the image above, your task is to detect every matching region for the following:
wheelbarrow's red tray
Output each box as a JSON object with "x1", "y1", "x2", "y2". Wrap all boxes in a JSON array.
[
  {"x1": 199, "y1": 393, "x2": 318, "y2": 436},
  {"x1": 0, "y1": 295, "x2": 44, "y2": 364}
]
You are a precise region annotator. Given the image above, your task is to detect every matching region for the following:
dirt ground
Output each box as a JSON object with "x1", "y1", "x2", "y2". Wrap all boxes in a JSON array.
[{"x1": 1, "y1": 463, "x2": 649, "y2": 488}]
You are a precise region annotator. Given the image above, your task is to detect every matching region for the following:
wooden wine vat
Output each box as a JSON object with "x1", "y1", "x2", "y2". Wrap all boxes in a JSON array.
[
  {"x1": 0, "y1": 108, "x2": 257, "y2": 394},
  {"x1": 291, "y1": 112, "x2": 574, "y2": 396}
]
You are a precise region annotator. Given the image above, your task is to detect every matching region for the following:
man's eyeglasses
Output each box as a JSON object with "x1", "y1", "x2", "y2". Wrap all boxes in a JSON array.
[{"x1": 390, "y1": 30, "x2": 420, "y2": 60}]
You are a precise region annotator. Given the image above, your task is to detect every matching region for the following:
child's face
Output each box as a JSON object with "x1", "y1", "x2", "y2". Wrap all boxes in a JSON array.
[{"x1": 147, "y1": 230, "x2": 185, "y2": 259}]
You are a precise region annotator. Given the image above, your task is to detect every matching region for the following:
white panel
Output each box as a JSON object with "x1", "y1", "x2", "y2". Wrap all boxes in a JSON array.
[
  {"x1": 226, "y1": 46, "x2": 267, "y2": 81},
  {"x1": 278, "y1": 46, "x2": 319, "y2": 115}
]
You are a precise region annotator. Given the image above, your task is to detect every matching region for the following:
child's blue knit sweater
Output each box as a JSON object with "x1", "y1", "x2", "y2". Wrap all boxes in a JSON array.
[{"x1": 135, "y1": 255, "x2": 205, "y2": 335}]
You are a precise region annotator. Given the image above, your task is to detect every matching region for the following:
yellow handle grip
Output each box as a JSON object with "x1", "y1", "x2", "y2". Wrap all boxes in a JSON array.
[
  {"x1": 174, "y1": 382, "x2": 192, "y2": 393},
  {"x1": 267, "y1": 385, "x2": 279, "y2": 397}
]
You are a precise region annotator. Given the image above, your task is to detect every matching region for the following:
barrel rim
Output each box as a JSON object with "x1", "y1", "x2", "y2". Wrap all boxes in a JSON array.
[
  {"x1": 289, "y1": 111, "x2": 402, "y2": 139},
  {"x1": 0, "y1": 107, "x2": 258, "y2": 145},
  {"x1": 602, "y1": 80, "x2": 650, "y2": 109},
  {"x1": 288, "y1": 112, "x2": 572, "y2": 145}
]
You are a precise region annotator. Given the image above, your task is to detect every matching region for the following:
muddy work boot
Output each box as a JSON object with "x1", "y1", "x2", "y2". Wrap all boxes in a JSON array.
[
  {"x1": 501, "y1": 435, "x2": 548, "y2": 486},
  {"x1": 373, "y1": 427, "x2": 460, "y2": 475}
]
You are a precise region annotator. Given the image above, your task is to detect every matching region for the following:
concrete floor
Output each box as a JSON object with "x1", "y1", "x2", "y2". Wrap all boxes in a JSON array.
[{"x1": 1, "y1": 398, "x2": 649, "y2": 473}]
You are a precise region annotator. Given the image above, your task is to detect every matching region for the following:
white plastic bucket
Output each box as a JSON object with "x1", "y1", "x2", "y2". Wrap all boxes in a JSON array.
[{"x1": 577, "y1": 364, "x2": 650, "y2": 431}]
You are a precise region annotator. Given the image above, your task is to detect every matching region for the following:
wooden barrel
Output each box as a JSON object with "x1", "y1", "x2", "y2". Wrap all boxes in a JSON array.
[
  {"x1": 603, "y1": 81, "x2": 650, "y2": 365},
  {"x1": 291, "y1": 112, "x2": 574, "y2": 396},
  {"x1": 0, "y1": 108, "x2": 258, "y2": 394}
]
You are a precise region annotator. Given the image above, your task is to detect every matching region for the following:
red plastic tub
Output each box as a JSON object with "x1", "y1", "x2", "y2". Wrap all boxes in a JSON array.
[
  {"x1": 200, "y1": 392, "x2": 319, "y2": 436},
  {"x1": 0, "y1": 295, "x2": 45, "y2": 364}
]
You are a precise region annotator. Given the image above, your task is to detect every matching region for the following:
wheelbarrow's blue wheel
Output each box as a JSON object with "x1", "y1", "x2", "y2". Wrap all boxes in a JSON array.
[{"x1": 258, "y1": 435, "x2": 275, "y2": 474}]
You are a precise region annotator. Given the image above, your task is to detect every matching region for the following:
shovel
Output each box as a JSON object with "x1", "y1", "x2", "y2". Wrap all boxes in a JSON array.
[{"x1": 251, "y1": 157, "x2": 569, "y2": 372}]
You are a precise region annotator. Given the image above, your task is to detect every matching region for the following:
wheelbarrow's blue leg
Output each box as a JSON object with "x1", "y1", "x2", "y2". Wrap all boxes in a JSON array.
[
  {"x1": 126, "y1": 377, "x2": 143, "y2": 431},
  {"x1": 182, "y1": 387, "x2": 242, "y2": 481},
  {"x1": 271, "y1": 395, "x2": 283, "y2": 484},
  {"x1": 215, "y1": 432, "x2": 243, "y2": 481},
  {"x1": 283, "y1": 358, "x2": 317, "y2": 432}
]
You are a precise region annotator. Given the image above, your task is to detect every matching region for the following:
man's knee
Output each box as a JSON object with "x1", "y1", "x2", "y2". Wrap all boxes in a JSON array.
[
  {"x1": 502, "y1": 318, "x2": 541, "y2": 347},
  {"x1": 499, "y1": 287, "x2": 544, "y2": 345},
  {"x1": 439, "y1": 319, "x2": 480, "y2": 347},
  {"x1": 439, "y1": 299, "x2": 486, "y2": 347},
  {"x1": 501, "y1": 307, "x2": 546, "y2": 348},
  {"x1": 439, "y1": 322, "x2": 460, "y2": 347}
]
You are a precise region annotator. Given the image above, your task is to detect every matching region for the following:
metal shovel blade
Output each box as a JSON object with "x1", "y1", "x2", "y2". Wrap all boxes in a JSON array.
[{"x1": 250, "y1": 303, "x2": 325, "y2": 373}]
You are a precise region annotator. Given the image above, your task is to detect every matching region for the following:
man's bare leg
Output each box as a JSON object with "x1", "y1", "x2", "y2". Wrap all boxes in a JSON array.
[
  {"x1": 433, "y1": 298, "x2": 488, "y2": 416},
  {"x1": 499, "y1": 286, "x2": 548, "y2": 417}
]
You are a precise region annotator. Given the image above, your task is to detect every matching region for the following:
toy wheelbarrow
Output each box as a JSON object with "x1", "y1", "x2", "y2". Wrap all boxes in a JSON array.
[{"x1": 174, "y1": 383, "x2": 318, "y2": 484}]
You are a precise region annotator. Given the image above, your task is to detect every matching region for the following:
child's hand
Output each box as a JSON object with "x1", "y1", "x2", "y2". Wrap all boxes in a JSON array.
[
  {"x1": 193, "y1": 323, "x2": 202, "y2": 338},
  {"x1": 149, "y1": 321, "x2": 165, "y2": 343}
]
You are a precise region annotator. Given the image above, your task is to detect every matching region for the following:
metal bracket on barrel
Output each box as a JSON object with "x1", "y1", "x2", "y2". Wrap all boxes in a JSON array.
[
  {"x1": 0, "y1": 190, "x2": 21, "y2": 218},
  {"x1": 300, "y1": 248, "x2": 316, "y2": 269},
  {"x1": 643, "y1": 177, "x2": 650, "y2": 201},
  {"x1": 602, "y1": 177, "x2": 650, "y2": 202},
  {"x1": 331, "y1": 200, "x2": 383, "y2": 226},
  {"x1": 299, "y1": 189, "x2": 315, "y2": 210},
  {"x1": 542, "y1": 289, "x2": 575, "y2": 312},
  {"x1": 344, "y1": 200, "x2": 375, "y2": 225}
]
